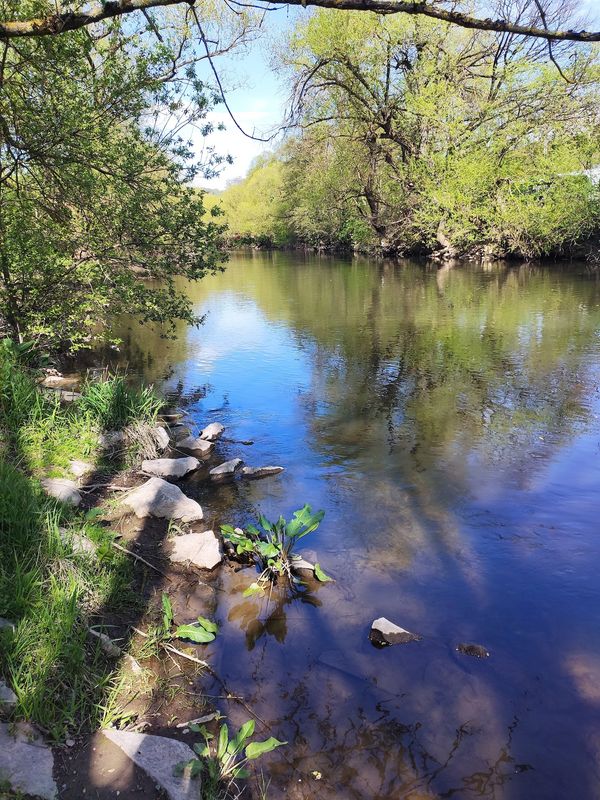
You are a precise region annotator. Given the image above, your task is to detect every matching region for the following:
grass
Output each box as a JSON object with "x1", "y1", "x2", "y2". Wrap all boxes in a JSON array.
[
  {"x1": 79, "y1": 372, "x2": 162, "y2": 430},
  {"x1": 0, "y1": 347, "x2": 162, "y2": 741}
]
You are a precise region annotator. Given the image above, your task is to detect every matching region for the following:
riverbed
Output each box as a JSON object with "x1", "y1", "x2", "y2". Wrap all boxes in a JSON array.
[{"x1": 110, "y1": 252, "x2": 600, "y2": 799}]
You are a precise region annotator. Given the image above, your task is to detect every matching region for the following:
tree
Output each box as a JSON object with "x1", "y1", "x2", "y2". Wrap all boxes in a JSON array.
[{"x1": 0, "y1": 5, "x2": 257, "y2": 348}]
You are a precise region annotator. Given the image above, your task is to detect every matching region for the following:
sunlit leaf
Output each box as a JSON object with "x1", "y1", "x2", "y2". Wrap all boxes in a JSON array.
[
  {"x1": 245, "y1": 737, "x2": 287, "y2": 760},
  {"x1": 217, "y1": 723, "x2": 229, "y2": 760},
  {"x1": 174, "y1": 624, "x2": 215, "y2": 643},
  {"x1": 197, "y1": 616, "x2": 218, "y2": 634},
  {"x1": 314, "y1": 563, "x2": 332, "y2": 582}
]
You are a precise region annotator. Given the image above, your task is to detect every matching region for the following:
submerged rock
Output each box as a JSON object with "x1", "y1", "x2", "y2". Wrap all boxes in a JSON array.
[
  {"x1": 102, "y1": 729, "x2": 199, "y2": 800},
  {"x1": 41, "y1": 478, "x2": 81, "y2": 506},
  {"x1": 241, "y1": 465, "x2": 284, "y2": 480},
  {"x1": 290, "y1": 553, "x2": 315, "y2": 572},
  {"x1": 0, "y1": 722, "x2": 58, "y2": 800},
  {"x1": 141, "y1": 456, "x2": 200, "y2": 479},
  {"x1": 123, "y1": 477, "x2": 203, "y2": 522},
  {"x1": 200, "y1": 422, "x2": 225, "y2": 442},
  {"x1": 369, "y1": 617, "x2": 422, "y2": 647},
  {"x1": 209, "y1": 458, "x2": 243, "y2": 483},
  {"x1": 457, "y1": 642, "x2": 490, "y2": 658},
  {"x1": 153, "y1": 425, "x2": 170, "y2": 451},
  {"x1": 0, "y1": 679, "x2": 17, "y2": 708},
  {"x1": 169, "y1": 530, "x2": 222, "y2": 570},
  {"x1": 177, "y1": 436, "x2": 213, "y2": 456}
]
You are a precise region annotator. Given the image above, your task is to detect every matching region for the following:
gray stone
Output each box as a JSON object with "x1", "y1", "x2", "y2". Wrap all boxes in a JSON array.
[
  {"x1": 457, "y1": 642, "x2": 490, "y2": 658},
  {"x1": 174, "y1": 427, "x2": 192, "y2": 441},
  {"x1": 40, "y1": 478, "x2": 81, "y2": 506},
  {"x1": 89, "y1": 629, "x2": 121, "y2": 658},
  {"x1": 142, "y1": 457, "x2": 200, "y2": 479},
  {"x1": 290, "y1": 554, "x2": 315, "y2": 572},
  {"x1": 169, "y1": 531, "x2": 222, "y2": 570},
  {"x1": 69, "y1": 459, "x2": 94, "y2": 478},
  {"x1": 59, "y1": 528, "x2": 96, "y2": 555},
  {"x1": 0, "y1": 679, "x2": 17, "y2": 708},
  {"x1": 99, "y1": 430, "x2": 125, "y2": 449},
  {"x1": 200, "y1": 422, "x2": 225, "y2": 442},
  {"x1": 153, "y1": 426, "x2": 170, "y2": 451},
  {"x1": 241, "y1": 465, "x2": 284, "y2": 480},
  {"x1": 177, "y1": 436, "x2": 213, "y2": 456},
  {"x1": 0, "y1": 722, "x2": 58, "y2": 800},
  {"x1": 123, "y1": 477, "x2": 203, "y2": 522},
  {"x1": 369, "y1": 617, "x2": 422, "y2": 647},
  {"x1": 0, "y1": 618, "x2": 15, "y2": 633},
  {"x1": 40, "y1": 374, "x2": 78, "y2": 390},
  {"x1": 209, "y1": 458, "x2": 243, "y2": 483},
  {"x1": 102, "y1": 729, "x2": 200, "y2": 800}
]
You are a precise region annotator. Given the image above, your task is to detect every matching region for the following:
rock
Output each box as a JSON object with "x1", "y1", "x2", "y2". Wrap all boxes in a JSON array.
[
  {"x1": 102, "y1": 729, "x2": 199, "y2": 800},
  {"x1": 141, "y1": 457, "x2": 200, "y2": 479},
  {"x1": 0, "y1": 618, "x2": 15, "y2": 633},
  {"x1": 169, "y1": 531, "x2": 222, "y2": 570},
  {"x1": 56, "y1": 390, "x2": 82, "y2": 403},
  {"x1": 40, "y1": 374, "x2": 79, "y2": 390},
  {"x1": 0, "y1": 679, "x2": 17, "y2": 708},
  {"x1": 153, "y1": 426, "x2": 170, "y2": 451},
  {"x1": 123, "y1": 478, "x2": 203, "y2": 523},
  {"x1": 99, "y1": 430, "x2": 125, "y2": 449},
  {"x1": 200, "y1": 422, "x2": 225, "y2": 442},
  {"x1": 457, "y1": 642, "x2": 490, "y2": 658},
  {"x1": 174, "y1": 427, "x2": 192, "y2": 441},
  {"x1": 290, "y1": 554, "x2": 315, "y2": 572},
  {"x1": 241, "y1": 465, "x2": 284, "y2": 480},
  {"x1": 209, "y1": 458, "x2": 243, "y2": 483},
  {"x1": 40, "y1": 478, "x2": 81, "y2": 506},
  {"x1": 89, "y1": 629, "x2": 121, "y2": 658},
  {"x1": 177, "y1": 436, "x2": 213, "y2": 456},
  {"x1": 69, "y1": 459, "x2": 94, "y2": 478},
  {"x1": 0, "y1": 722, "x2": 58, "y2": 800},
  {"x1": 125, "y1": 654, "x2": 144, "y2": 675},
  {"x1": 59, "y1": 528, "x2": 96, "y2": 555},
  {"x1": 369, "y1": 617, "x2": 422, "y2": 647}
]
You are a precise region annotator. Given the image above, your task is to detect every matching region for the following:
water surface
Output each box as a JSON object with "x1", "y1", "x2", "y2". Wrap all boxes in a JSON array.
[{"x1": 114, "y1": 253, "x2": 600, "y2": 799}]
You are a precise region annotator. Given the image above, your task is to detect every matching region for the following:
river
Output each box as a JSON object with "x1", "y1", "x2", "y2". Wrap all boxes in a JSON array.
[{"x1": 110, "y1": 251, "x2": 600, "y2": 799}]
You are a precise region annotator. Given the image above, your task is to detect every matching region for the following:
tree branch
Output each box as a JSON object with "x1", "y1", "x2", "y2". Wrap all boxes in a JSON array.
[{"x1": 0, "y1": 0, "x2": 599, "y2": 42}]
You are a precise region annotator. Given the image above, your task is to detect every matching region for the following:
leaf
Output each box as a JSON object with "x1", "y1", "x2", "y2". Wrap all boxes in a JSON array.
[
  {"x1": 314, "y1": 563, "x2": 333, "y2": 582},
  {"x1": 243, "y1": 581, "x2": 265, "y2": 598},
  {"x1": 227, "y1": 719, "x2": 255, "y2": 755},
  {"x1": 196, "y1": 616, "x2": 218, "y2": 634},
  {"x1": 246, "y1": 524, "x2": 261, "y2": 538},
  {"x1": 217, "y1": 723, "x2": 229, "y2": 760},
  {"x1": 257, "y1": 513, "x2": 273, "y2": 533},
  {"x1": 193, "y1": 742, "x2": 210, "y2": 757},
  {"x1": 220, "y1": 524, "x2": 237, "y2": 536},
  {"x1": 189, "y1": 723, "x2": 213, "y2": 739},
  {"x1": 190, "y1": 760, "x2": 203, "y2": 778},
  {"x1": 161, "y1": 592, "x2": 173, "y2": 631},
  {"x1": 256, "y1": 541, "x2": 279, "y2": 558},
  {"x1": 174, "y1": 624, "x2": 215, "y2": 643},
  {"x1": 85, "y1": 507, "x2": 104, "y2": 521},
  {"x1": 233, "y1": 767, "x2": 251, "y2": 779},
  {"x1": 245, "y1": 737, "x2": 287, "y2": 760},
  {"x1": 172, "y1": 759, "x2": 195, "y2": 776}
]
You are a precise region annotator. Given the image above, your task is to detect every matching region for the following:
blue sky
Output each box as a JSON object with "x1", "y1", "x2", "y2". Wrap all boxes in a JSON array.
[{"x1": 198, "y1": 1, "x2": 600, "y2": 190}]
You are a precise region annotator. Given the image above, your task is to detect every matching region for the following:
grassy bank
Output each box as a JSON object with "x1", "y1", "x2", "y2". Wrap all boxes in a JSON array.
[{"x1": 0, "y1": 346, "x2": 161, "y2": 740}]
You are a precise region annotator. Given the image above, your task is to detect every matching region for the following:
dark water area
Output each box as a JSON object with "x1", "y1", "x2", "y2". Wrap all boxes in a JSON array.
[{"x1": 109, "y1": 252, "x2": 600, "y2": 799}]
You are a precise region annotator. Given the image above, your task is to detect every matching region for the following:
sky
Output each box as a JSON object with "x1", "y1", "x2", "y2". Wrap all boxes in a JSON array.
[{"x1": 197, "y1": 0, "x2": 600, "y2": 191}]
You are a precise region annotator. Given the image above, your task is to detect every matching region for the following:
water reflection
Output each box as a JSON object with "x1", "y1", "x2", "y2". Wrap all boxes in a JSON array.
[{"x1": 107, "y1": 253, "x2": 600, "y2": 798}]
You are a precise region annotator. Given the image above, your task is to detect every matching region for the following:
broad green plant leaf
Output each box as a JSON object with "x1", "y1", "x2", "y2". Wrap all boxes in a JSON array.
[
  {"x1": 227, "y1": 719, "x2": 255, "y2": 755},
  {"x1": 245, "y1": 737, "x2": 287, "y2": 760},
  {"x1": 161, "y1": 593, "x2": 173, "y2": 632},
  {"x1": 314, "y1": 563, "x2": 333, "y2": 582},
  {"x1": 174, "y1": 624, "x2": 215, "y2": 643},
  {"x1": 217, "y1": 723, "x2": 229, "y2": 760},
  {"x1": 197, "y1": 616, "x2": 218, "y2": 634},
  {"x1": 243, "y1": 581, "x2": 265, "y2": 597}
]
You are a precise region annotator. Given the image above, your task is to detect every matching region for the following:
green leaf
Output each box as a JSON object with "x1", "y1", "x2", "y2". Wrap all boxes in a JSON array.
[
  {"x1": 193, "y1": 742, "x2": 210, "y2": 757},
  {"x1": 172, "y1": 759, "x2": 195, "y2": 776},
  {"x1": 189, "y1": 723, "x2": 213, "y2": 739},
  {"x1": 314, "y1": 563, "x2": 333, "y2": 582},
  {"x1": 85, "y1": 507, "x2": 104, "y2": 521},
  {"x1": 233, "y1": 767, "x2": 251, "y2": 779},
  {"x1": 257, "y1": 513, "x2": 273, "y2": 533},
  {"x1": 256, "y1": 541, "x2": 279, "y2": 558},
  {"x1": 245, "y1": 737, "x2": 287, "y2": 760},
  {"x1": 174, "y1": 624, "x2": 215, "y2": 643},
  {"x1": 243, "y1": 581, "x2": 265, "y2": 597},
  {"x1": 220, "y1": 524, "x2": 237, "y2": 535},
  {"x1": 217, "y1": 723, "x2": 229, "y2": 760},
  {"x1": 161, "y1": 592, "x2": 173, "y2": 632},
  {"x1": 196, "y1": 616, "x2": 218, "y2": 634},
  {"x1": 190, "y1": 759, "x2": 203, "y2": 778},
  {"x1": 246, "y1": 524, "x2": 261, "y2": 538},
  {"x1": 227, "y1": 719, "x2": 255, "y2": 755}
]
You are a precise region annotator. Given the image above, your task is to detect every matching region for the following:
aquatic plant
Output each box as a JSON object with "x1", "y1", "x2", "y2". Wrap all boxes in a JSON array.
[{"x1": 221, "y1": 505, "x2": 331, "y2": 597}]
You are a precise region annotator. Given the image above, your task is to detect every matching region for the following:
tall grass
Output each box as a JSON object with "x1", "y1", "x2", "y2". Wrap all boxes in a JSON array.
[{"x1": 79, "y1": 374, "x2": 162, "y2": 430}]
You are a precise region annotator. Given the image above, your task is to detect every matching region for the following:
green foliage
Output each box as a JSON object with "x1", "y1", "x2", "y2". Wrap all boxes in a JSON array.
[
  {"x1": 174, "y1": 718, "x2": 286, "y2": 795},
  {"x1": 221, "y1": 505, "x2": 326, "y2": 596},
  {"x1": 174, "y1": 617, "x2": 218, "y2": 644},
  {"x1": 79, "y1": 375, "x2": 161, "y2": 430}
]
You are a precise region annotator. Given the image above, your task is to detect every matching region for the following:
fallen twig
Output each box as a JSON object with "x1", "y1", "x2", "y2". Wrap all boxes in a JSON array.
[{"x1": 111, "y1": 541, "x2": 171, "y2": 580}]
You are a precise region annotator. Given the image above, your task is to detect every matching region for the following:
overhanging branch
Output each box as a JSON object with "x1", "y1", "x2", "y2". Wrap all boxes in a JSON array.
[{"x1": 0, "y1": 0, "x2": 599, "y2": 42}]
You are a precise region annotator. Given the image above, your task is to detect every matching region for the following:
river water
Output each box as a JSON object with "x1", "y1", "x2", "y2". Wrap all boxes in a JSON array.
[{"x1": 112, "y1": 252, "x2": 600, "y2": 799}]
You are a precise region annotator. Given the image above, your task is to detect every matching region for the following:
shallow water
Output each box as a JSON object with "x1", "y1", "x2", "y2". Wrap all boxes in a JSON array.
[{"x1": 112, "y1": 252, "x2": 600, "y2": 799}]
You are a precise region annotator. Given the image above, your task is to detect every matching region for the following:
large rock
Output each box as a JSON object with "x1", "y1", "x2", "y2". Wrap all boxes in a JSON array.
[
  {"x1": 177, "y1": 436, "x2": 213, "y2": 457},
  {"x1": 0, "y1": 679, "x2": 17, "y2": 708},
  {"x1": 102, "y1": 729, "x2": 200, "y2": 800},
  {"x1": 123, "y1": 478, "x2": 203, "y2": 522},
  {"x1": 169, "y1": 531, "x2": 222, "y2": 570},
  {"x1": 209, "y1": 458, "x2": 243, "y2": 483},
  {"x1": 369, "y1": 617, "x2": 422, "y2": 647},
  {"x1": 0, "y1": 722, "x2": 58, "y2": 800},
  {"x1": 69, "y1": 459, "x2": 94, "y2": 478},
  {"x1": 142, "y1": 457, "x2": 200, "y2": 479},
  {"x1": 153, "y1": 426, "x2": 170, "y2": 451},
  {"x1": 40, "y1": 374, "x2": 78, "y2": 390},
  {"x1": 40, "y1": 478, "x2": 81, "y2": 506},
  {"x1": 241, "y1": 465, "x2": 284, "y2": 480},
  {"x1": 200, "y1": 422, "x2": 225, "y2": 442},
  {"x1": 174, "y1": 427, "x2": 192, "y2": 441}
]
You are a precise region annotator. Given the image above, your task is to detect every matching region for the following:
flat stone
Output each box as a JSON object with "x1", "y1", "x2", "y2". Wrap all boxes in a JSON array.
[
  {"x1": 177, "y1": 436, "x2": 213, "y2": 456},
  {"x1": 59, "y1": 528, "x2": 96, "y2": 555},
  {"x1": 290, "y1": 554, "x2": 315, "y2": 572},
  {"x1": 69, "y1": 459, "x2": 94, "y2": 478},
  {"x1": 142, "y1": 457, "x2": 200, "y2": 479},
  {"x1": 457, "y1": 642, "x2": 490, "y2": 658},
  {"x1": 102, "y1": 729, "x2": 200, "y2": 800},
  {"x1": 0, "y1": 679, "x2": 17, "y2": 708},
  {"x1": 40, "y1": 375, "x2": 79, "y2": 389},
  {"x1": 200, "y1": 422, "x2": 225, "y2": 442},
  {"x1": 0, "y1": 722, "x2": 58, "y2": 800},
  {"x1": 40, "y1": 478, "x2": 81, "y2": 506},
  {"x1": 153, "y1": 426, "x2": 170, "y2": 451},
  {"x1": 169, "y1": 531, "x2": 222, "y2": 570},
  {"x1": 123, "y1": 478, "x2": 203, "y2": 523},
  {"x1": 209, "y1": 458, "x2": 243, "y2": 483},
  {"x1": 369, "y1": 617, "x2": 422, "y2": 647},
  {"x1": 241, "y1": 465, "x2": 284, "y2": 480}
]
